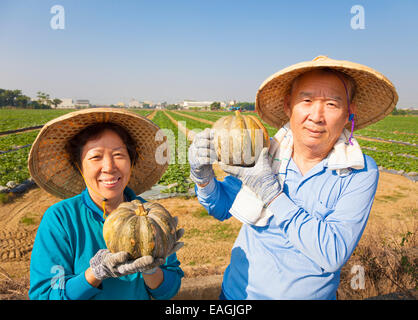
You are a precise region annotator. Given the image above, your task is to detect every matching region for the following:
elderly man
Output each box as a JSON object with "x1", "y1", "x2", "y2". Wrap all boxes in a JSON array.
[{"x1": 188, "y1": 56, "x2": 398, "y2": 299}]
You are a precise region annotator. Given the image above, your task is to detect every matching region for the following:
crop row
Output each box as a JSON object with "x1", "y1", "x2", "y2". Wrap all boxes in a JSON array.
[
  {"x1": 151, "y1": 111, "x2": 193, "y2": 194},
  {"x1": 0, "y1": 109, "x2": 153, "y2": 133},
  {"x1": 0, "y1": 130, "x2": 39, "y2": 152},
  {"x1": 169, "y1": 111, "x2": 418, "y2": 174},
  {"x1": 356, "y1": 138, "x2": 418, "y2": 158},
  {"x1": 0, "y1": 109, "x2": 73, "y2": 132},
  {"x1": 0, "y1": 110, "x2": 417, "y2": 188}
]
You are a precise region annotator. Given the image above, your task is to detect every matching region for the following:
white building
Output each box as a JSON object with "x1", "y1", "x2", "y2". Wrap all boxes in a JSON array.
[
  {"x1": 182, "y1": 100, "x2": 227, "y2": 109},
  {"x1": 128, "y1": 99, "x2": 142, "y2": 108},
  {"x1": 57, "y1": 98, "x2": 74, "y2": 109},
  {"x1": 75, "y1": 99, "x2": 90, "y2": 108}
]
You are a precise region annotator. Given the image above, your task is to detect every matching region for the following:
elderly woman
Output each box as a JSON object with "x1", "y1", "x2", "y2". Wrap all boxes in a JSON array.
[{"x1": 28, "y1": 108, "x2": 184, "y2": 300}]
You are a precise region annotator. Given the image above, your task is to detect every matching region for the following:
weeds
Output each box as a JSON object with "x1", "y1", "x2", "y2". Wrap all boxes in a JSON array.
[
  {"x1": 338, "y1": 226, "x2": 417, "y2": 299},
  {"x1": 0, "y1": 266, "x2": 29, "y2": 300}
]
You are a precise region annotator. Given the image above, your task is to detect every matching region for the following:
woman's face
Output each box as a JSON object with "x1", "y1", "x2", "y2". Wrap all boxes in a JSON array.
[{"x1": 80, "y1": 129, "x2": 132, "y2": 204}]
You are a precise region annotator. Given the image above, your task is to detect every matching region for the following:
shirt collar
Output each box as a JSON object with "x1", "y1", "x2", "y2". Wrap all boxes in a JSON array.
[
  {"x1": 287, "y1": 157, "x2": 328, "y2": 182},
  {"x1": 81, "y1": 187, "x2": 137, "y2": 222}
]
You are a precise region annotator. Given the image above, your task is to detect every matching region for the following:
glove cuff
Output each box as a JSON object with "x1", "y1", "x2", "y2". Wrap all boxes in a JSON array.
[
  {"x1": 90, "y1": 265, "x2": 107, "y2": 281},
  {"x1": 189, "y1": 169, "x2": 215, "y2": 185},
  {"x1": 142, "y1": 267, "x2": 158, "y2": 275}
]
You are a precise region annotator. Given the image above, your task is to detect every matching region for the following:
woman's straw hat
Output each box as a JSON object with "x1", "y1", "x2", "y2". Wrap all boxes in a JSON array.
[
  {"x1": 256, "y1": 55, "x2": 398, "y2": 130},
  {"x1": 28, "y1": 108, "x2": 168, "y2": 199}
]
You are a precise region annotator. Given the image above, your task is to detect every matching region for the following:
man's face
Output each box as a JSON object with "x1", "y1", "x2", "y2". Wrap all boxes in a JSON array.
[{"x1": 284, "y1": 70, "x2": 353, "y2": 156}]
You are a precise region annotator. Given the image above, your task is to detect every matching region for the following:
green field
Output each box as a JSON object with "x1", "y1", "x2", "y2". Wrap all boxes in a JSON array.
[{"x1": 0, "y1": 108, "x2": 417, "y2": 187}]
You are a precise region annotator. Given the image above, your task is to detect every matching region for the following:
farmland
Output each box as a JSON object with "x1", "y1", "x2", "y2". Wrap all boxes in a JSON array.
[
  {"x1": 1, "y1": 109, "x2": 416, "y2": 188},
  {"x1": 0, "y1": 108, "x2": 417, "y2": 300}
]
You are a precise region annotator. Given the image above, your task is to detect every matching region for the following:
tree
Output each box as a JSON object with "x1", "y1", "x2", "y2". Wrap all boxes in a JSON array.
[
  {"x1": 210, "y1": 102, "x2": 221, "y2": 110},
  {"x1": 2, "y1": 89, "x2": 22, "y2": 106},
  {"x1": 15, "y1": 95, "x2": 31, "y2": 108},
  {"x1": 391, "y1": 107, "x2": 407, "y2": 115},
  {"x1": 37, "y1": 91, "x2": 52, "y2": 108},
  {"x1": 52, "y1": 98, "x2": 63, "y2": 108}
]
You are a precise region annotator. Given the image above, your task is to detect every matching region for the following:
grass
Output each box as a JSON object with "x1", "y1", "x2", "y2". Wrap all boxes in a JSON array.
[
  {"x1": 376, "y1": 192, "x2": 409, "y2": 202},
  {"x1": 20, "y1": 216, "x2": 36, "y2": 226}
]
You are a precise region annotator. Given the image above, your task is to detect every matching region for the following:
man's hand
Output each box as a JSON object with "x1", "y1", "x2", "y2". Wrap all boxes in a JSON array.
[
  {"x1": 188, "y1": 128, "x2": 217, "y2": 186},
  {"x1": 219, "y1": 148, "x2": 281, "y2": 207}
]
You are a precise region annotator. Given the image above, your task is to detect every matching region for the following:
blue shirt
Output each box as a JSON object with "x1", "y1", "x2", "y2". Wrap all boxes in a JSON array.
[
  {"x1": 196, "y1": 154, "x2": 378, "y2": 300},
  {"x1": 29, "y1": 187, "x2": 184, "y2": 300}
]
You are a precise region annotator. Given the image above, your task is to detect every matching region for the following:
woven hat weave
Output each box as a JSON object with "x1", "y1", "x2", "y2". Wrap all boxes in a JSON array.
[
  {"x1": 256, "y1": 55, "x2": 398, "y2": 130},
  {"x1": 28, "y1": 108, "x2": 168, "y2": 199}
]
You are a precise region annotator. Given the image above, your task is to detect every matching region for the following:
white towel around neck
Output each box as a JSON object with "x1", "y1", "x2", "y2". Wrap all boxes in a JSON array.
[{"x1": 229, "y1": 122, "x2": 365, "y2": 226}]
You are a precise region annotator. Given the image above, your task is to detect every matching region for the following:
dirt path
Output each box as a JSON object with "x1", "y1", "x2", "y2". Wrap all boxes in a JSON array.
[
  {"x1": 170, "y1": 110, "x2": 215, "y2": 125},
  {"x1": 146, "y1": 109, "x2": 157, "y2": 121}
]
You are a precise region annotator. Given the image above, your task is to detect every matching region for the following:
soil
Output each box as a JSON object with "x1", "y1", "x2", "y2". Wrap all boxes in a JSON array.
[{"x1": 0, "y1": 170, "x2": 416, "y2": 299}]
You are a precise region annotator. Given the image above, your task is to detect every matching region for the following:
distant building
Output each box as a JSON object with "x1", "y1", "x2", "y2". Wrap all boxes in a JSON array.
[
  {"x1": 128, "y1": 99, "x2": 142, "y2": 108},
  {"x1": 182, "y1": 100, "x2": 227, "y2": 109},
  {"x1": 75, "y1": 99, "x2": 90, "y2": 108},
  {"x1": 116, "y1": 102, "x2": 125, "y2": 107},
  {"x1": 57, "y1": 98, "x2": 74, "y2": 109}
]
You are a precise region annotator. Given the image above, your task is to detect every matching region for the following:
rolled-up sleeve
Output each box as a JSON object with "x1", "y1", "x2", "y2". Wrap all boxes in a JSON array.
[{"x1": 195, "y1": 176, "x2": 242, "y2": 221}]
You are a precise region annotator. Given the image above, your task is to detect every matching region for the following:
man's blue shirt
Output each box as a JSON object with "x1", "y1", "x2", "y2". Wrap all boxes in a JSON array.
[{"x1": 196, "y1": 154, "x2": 378, "y2": 299}]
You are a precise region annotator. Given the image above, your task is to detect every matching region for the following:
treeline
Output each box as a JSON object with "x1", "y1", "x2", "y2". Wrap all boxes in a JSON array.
[
  {"x1": 235, "y1": 102, "x2": 255, "y2": 111},
  {"x1": 391, "y1": 107, "x2": 418, "y2": 115},
  {"x1": 0, "y1": 89, "x2": 62, "y2": 109}
]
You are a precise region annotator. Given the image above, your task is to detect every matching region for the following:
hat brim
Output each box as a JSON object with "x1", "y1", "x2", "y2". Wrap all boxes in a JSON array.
[
  {"x1": 28, "y1": 108, "x2": 168, "y2": 199},
  {"x1": 256, "y1": 56, "x2": 398, "y2": 130}
]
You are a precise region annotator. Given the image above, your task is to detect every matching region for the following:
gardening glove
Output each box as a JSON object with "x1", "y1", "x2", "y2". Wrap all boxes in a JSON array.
[
  {"x1": 89, "y1": 249, "x2": 165, "y2": 280},
  {"x1": 219, "y1": 148, "x2": 281, "y2": 207},
  {"x1": 188, "y1": 128, "x2": 217, "y2": 185},
  {"x1": 126, "y1": 218, "x2": 185, "y2": 275},
  {"x1": 169, "y1": 216, "x2": 185, "y2": 257},
  {"x1": 90, "y1": 217, "x2": 186, "y2": 279}
]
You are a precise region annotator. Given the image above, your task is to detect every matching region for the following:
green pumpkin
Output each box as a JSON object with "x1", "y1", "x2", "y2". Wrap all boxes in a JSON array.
[{"x1": 103, "y1": 200, "x2": 178, "y2": 259}]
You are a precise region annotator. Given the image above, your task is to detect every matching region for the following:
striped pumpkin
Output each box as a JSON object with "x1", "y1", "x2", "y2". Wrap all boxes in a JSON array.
[
  {"x1": 103, "y1": 200, "x2": 177, "y2": 259},
  {"x1": 212, "y1": 111, "x2": 270, "y2": 166}
]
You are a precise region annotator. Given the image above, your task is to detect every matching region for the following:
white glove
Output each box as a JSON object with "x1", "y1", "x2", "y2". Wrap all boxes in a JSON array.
[
  {"x1": 219, "y1": 148, "x2": 281, "y2": 207},
  {"x1": 188, "y1": 128, "x2": 217, "y2": 185}
]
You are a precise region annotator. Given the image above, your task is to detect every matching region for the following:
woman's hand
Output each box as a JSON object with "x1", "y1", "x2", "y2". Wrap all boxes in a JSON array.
[
  {"x1": 88, "y1": 249, "x2": 163, "y2": 280},
  {"x1": 87, "y1": 223, "x2": 184, "y2": 288}
]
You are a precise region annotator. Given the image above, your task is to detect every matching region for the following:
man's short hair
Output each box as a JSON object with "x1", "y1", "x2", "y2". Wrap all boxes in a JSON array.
[{"x1": 289, "y1": 68, "x2": 357, "y2": 102}]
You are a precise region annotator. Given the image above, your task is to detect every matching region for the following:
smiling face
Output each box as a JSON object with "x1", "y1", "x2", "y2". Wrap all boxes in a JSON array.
[
  {"x1": 284, "y1": 70, "x2": 355, "y2": 158},
  {"x1": 80, "y1": 129, "x2": 132, "y2": 206}
]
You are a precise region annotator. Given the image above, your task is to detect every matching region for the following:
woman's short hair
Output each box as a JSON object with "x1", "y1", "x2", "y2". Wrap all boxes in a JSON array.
[{"x1": 66, "y1": 122, "x2": 139, "y2": 173}]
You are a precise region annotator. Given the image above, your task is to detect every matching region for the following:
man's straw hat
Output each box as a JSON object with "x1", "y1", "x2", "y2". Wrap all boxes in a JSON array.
[
  {"x1": 256, "y1": 55, "x2": 398, "y2": 130},
  {"x1": 28, "y1": 108, "x2": 168, "y2": 199}
]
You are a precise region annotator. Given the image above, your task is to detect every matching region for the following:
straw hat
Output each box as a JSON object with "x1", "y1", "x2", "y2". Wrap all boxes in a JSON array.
[
  {"x1": 256, "y1": 55, "x2": 398, "y2": 130},
  {"x1": 28, "y1": 108, "x2": 168, "y2": 199}
]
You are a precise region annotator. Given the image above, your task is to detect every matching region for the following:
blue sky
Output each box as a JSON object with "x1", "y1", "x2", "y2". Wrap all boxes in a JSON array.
[{"x1": 0, "y1": 0, "x2": 417, "y2": 107}]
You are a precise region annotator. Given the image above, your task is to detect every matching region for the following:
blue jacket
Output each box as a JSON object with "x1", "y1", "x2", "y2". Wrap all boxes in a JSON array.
[
  {"x1": 29, "y1": 187, "x2": 184, "y2": 300},
  {"x1": 196, "y1": 154, "x2": 379, "y2": 299}
]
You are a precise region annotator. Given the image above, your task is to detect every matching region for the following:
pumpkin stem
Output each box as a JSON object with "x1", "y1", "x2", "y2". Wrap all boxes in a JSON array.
[{"x1": 134, "y1": 203, "x2": 148, "y2": 216}]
